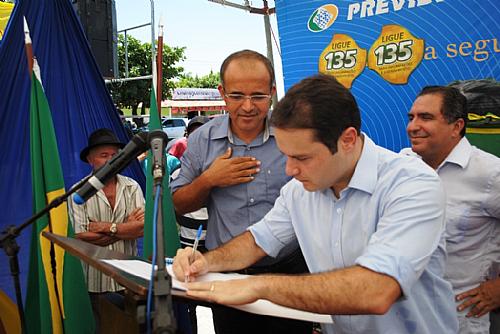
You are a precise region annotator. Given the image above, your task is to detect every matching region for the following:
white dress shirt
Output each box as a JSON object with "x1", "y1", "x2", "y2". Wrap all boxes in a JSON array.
[{"x1": 402, "y1": 137, "x2": 500, "y2": 334}]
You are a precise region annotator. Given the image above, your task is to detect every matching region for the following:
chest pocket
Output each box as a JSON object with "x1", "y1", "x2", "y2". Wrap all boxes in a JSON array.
[
  {"x1": 264, "y1": 154, "x2": 289, "y2": 203},
  {"x1": 445, "y1": 203, "x2": 486, "y2": 242}
]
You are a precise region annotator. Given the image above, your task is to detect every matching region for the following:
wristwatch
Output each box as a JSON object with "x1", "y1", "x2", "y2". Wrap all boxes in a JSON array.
[{"x1": 109, "y1": 223, "x2": 117, "y2": 235}]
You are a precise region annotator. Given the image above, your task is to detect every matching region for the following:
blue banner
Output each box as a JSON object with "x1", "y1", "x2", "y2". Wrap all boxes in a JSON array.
[{"x1": 275, "y1": 0, "x2": 500, "y2": 151}]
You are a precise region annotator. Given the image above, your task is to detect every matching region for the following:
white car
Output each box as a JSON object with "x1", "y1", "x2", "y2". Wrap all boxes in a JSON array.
[{"x1": 162, "y1": 118, "x2": 188, "y2": 140}]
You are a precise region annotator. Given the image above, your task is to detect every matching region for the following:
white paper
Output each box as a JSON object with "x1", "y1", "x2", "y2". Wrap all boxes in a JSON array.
[{"x1": 102, "y1": 259, "x2": 333, "y2": 324}]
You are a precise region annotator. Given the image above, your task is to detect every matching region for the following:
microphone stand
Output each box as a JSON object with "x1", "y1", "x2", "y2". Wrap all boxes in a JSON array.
[
  {"x1": 0, "y1": 174, "x2": 91, "y2": 333},
  {"x1": 150, "y1": 132, "x2": 176, "y2": 334}
]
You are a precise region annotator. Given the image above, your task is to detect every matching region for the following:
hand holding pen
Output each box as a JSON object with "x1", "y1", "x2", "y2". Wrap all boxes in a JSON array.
[{"x1": 185, "y1": 225, "x2": 203, "y2": 283}]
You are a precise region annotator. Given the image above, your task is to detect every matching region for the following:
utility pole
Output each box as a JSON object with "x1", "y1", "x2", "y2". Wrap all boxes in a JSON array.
[
  {"x1": 207, "y1": 0, "x2": 278, "y2": 108},
  {"x1": 261, "y1": 0, "x2": 277, "y2": 107}
]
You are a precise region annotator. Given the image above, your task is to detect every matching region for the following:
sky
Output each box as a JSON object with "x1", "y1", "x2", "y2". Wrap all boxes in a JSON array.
[{"x1": 115, "y1": 0, "x2": 284, "y2": 97}]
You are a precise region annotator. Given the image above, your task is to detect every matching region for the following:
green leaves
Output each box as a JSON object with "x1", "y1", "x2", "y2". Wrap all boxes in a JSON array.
[
  {"x1": 110, "y1": 34, "x2": 186, "y2": 114},
  {"x1": 177, "y1": 70, "x2": 220, "y2": 89}
]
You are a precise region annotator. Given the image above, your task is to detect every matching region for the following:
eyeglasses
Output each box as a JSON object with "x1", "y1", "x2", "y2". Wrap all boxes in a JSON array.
[{"x1": 224, "y1": 93, "x2": 272, "y2": 104}]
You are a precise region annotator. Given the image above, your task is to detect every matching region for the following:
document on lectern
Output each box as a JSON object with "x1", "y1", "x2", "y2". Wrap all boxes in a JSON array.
[{"x1": 102, "y1": 259, "x2": 333, "y2": 324}]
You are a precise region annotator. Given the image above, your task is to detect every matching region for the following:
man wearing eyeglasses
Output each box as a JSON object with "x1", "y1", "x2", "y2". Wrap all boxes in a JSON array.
[{"x1": 171, "y1": 50, "x2": 311, "y2": 334}]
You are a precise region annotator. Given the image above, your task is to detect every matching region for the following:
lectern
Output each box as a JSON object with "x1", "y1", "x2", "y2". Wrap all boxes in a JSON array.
[{"x1": 42, "y1": 232, "x2": 196, "y2": 333}]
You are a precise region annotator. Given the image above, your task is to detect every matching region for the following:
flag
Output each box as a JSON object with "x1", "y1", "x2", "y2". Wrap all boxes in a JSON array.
[
  {"x1": 24, "y1": 61, "x2": 95, "y2": 334},
  {"x1": 0, "y1": 289, "x2": 20, "y2": 334},
  {"x1": 143, "y1": 89, "x2": 180, "y2": 258}
]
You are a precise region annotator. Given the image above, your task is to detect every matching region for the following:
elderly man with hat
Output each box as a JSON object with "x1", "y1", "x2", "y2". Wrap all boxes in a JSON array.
[{"x1": 68, "y1": 128, "x2": 145, "y2": 330}]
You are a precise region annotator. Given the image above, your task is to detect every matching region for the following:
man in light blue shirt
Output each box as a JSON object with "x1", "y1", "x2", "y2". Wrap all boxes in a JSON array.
[
  {"x1": 173, "y1": 74, "x2": 458, "y2": 333},
  {"x1": 403, "y1": 85, "x2": 500, "y2": 334}
]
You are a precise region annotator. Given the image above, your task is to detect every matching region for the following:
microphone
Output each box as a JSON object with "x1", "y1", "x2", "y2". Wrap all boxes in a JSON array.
[
  {"x1": 149, "y1": 130, "x2": 168, "y2": 183},
  {"x1": 73, "y1": 132, "x2": 149, "y2": 204}
]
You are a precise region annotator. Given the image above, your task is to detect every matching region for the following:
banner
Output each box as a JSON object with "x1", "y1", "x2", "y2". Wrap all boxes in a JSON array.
[{"x1": 275, "y1": 0, "x2": 500, "y2": 151}]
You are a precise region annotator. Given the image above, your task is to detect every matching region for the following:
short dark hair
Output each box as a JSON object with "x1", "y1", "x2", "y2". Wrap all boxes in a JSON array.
[
  {"x1": 220, "y1": 49, "x2": 275, "y2": 90},
  {"x1": 418, "y1": 86, "x2": 468, "y2": 137},
  {"x1": 271, "y1": 74, "x2": 361, "y2": 154}
]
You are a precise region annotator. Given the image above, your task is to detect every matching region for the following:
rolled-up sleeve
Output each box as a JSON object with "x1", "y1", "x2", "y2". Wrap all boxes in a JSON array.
[
  {"x1": 356, "y1": 174, "x2": 446, "y2": 297},
  {"x1": 171, "y1": 135, "x2": 203, "y2": 193}
]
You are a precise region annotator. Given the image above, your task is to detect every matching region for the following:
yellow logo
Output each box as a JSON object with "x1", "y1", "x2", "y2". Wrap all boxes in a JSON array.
[
  {"x1": 367, "y1": 25, "x2": 424, "y2": 84},
  {"x1": 319, "y1": 34, "x2": 367, "y2": 88}
]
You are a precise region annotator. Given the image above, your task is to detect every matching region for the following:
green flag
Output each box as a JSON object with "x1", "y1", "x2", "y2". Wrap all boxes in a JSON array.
[
  {"x1": 143, "y1": 89, "x2": 180, "y2": 259},
  {"x1": 24, "y1": 62, "x2": 95, "y2": 334}
]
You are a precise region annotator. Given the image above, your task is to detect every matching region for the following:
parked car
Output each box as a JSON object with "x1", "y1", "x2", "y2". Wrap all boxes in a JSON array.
[{"x1": 162, "y1": 117, "x2": 188, "y2": 140}]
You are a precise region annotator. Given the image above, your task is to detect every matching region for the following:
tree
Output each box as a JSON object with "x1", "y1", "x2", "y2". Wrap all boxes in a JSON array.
[
  {"x1": 176, "y1": 71, "x2": 220, "y2": 89},
  {"x1": 109, "y1": 34, "x2": 186, "y2": 118}
]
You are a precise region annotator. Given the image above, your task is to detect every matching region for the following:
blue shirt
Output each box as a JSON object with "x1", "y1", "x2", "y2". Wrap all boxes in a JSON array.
[
  {"x1": 141, "y1": 153, "x2": 180, "y2": 176},
  {"x1": 250, "y1": 135, "x2": 458, "y2": 334},
  {"x1": 171, "y1": 115, "x2": 295, "y2": 263}
]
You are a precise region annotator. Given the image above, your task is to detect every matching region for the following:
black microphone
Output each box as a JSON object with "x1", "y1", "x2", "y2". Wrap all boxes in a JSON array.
[
  {"x1": 73, "y1": 132, "x2": 149, "y2": 204},
  {"x1": 149, "y1": 130, "x2": 168, "y2": 183}
]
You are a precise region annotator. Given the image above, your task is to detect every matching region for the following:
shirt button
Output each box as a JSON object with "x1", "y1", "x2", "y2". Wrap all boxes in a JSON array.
[
  {"x1": 336, "y1": 208, "x2": 342, "y2": 214},
  {"x1": 250, "y1": 198, "x2": 255, "y2": 203},
  {"x1": 335, "y1": 242, "x2": 339, "y2": 247},
  {"x1": 267, "y1": 170, "x2": 271, "y2": 174}
]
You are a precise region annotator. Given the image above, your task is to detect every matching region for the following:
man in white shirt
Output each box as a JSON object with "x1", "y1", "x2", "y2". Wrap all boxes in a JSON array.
[
  {"x1": 69, "y1": 128, "x2": 145, "y2": 331},
  {"x1": 402, "y1": 86, "x2": 500, "y2": 334}
]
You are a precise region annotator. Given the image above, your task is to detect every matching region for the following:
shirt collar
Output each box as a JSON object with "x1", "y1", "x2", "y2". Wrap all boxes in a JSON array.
[
  {"x1": 347, "y1": 134, "x2": 378, "y2": 195},
  {"x1": 95, "y1": 174, "x2": 134, "y2": 207},
  {"x1": 212, "y1": 114, "x2": 273, "y2": 144},
  {"x1": 437, "y1": 137, "x2": 472, "y2": 170}
]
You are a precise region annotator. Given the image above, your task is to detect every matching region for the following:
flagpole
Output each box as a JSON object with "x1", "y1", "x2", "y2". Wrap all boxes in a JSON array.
[
  {"x1": 23, "y1": 16, "x2": 33, "y2": 75},
  {"x1": 156, "y1": 16, "x2": 164, "y2": 120}
]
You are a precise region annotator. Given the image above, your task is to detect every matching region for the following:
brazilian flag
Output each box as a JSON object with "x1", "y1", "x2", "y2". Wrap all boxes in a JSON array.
[
  {"x1": 143, "y1": 89, "x2": 180, "y2": 259},
  {"x1": 24, "y1": 61, "x2": 94, "y2": 334}
]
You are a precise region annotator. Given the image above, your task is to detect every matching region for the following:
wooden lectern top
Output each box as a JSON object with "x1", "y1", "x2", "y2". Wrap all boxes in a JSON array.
[{"x1": 42, "y1": 232, "x2": 184, "y2": 299}]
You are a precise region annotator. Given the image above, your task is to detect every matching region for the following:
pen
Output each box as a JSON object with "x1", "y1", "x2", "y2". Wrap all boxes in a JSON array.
[{"x1": 185, "y1": 224, "x2": 203, "y2": 283}]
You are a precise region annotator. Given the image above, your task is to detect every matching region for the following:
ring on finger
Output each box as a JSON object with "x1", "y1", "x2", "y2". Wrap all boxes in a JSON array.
[{"x1": 210, "y1": 283, "x2": 215, "y2": 292}]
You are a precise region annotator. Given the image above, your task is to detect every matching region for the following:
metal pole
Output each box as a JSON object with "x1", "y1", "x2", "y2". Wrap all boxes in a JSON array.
[
  {"x1": 124, "y1": 30, "x2": 129, "y2": 78},
  {"x1": 262, "y1": 0, "x2": 277, "y2": 108},
  {"x1": 150, "y1": 0, "x2": 157, "y2": 93},
  {"x1": 104, "y1": 74, "x2": 153, "y2": 85},
  {"x1": 111, "y1": 0, "x2": 118, "y2": 78},
  {"x1": 118, "y1": 23, "x2": 152, "y2": 79}
]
